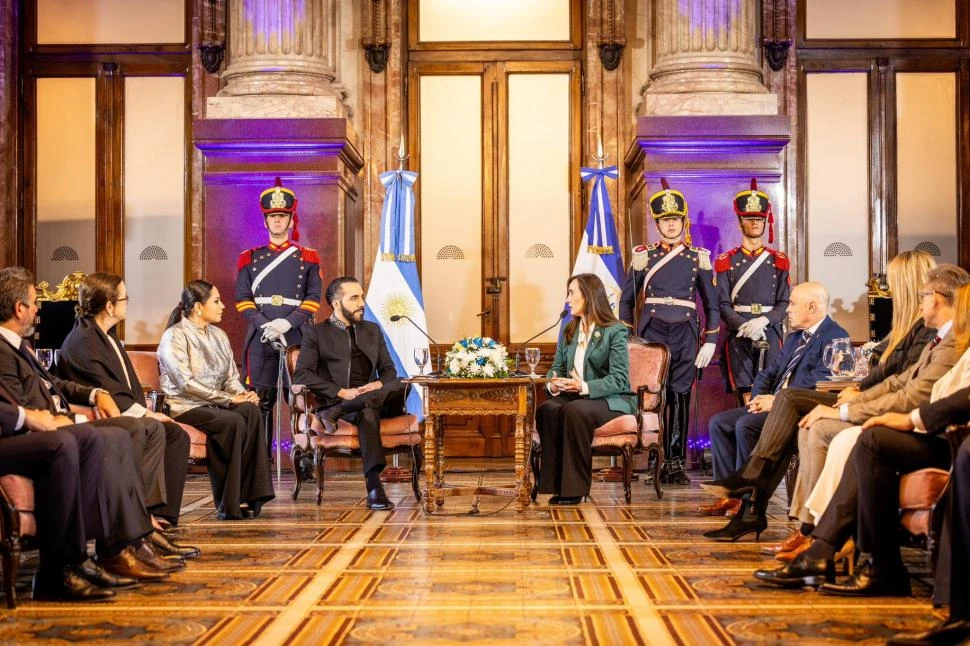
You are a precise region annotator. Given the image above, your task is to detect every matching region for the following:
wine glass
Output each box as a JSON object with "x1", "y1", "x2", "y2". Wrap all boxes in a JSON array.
[
  {"x1": 35, "y1": 348, "x2": 53, "y2": 371},
  {"x1": 413, "y1": 347, "x2": 430, "y2": 376},
  {"x1": 53, "y1": 349, "x2": 61, "y2": 367},
  {"x1": 524, "y1": 347, "x2": 540, "y2": 378}
]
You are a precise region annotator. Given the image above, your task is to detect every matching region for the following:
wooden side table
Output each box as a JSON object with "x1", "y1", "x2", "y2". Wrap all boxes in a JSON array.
[
  {"x1": 815, "y1": 378, "x2": 862, "y2": 393},
  {"x1": 407, "y1": 376, "x2": 543, "y2": 513}
]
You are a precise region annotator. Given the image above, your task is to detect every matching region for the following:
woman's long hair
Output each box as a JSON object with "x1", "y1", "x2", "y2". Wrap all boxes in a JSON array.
[
  {"x1": 166, "y1": 280, "x2": 216, "y2": 329},
  {"x1": 76, "y1": 272, "x2": 123, "y2": 319},
  {"x1": 563, "y1": 273, "x2": 618, "y2": 344},
  {"x1": 952, "y1": 283, "x2": 970, "y2": 358},
  {"x1": 881, "y1": 250, "x2": 936, "y2": 365}
]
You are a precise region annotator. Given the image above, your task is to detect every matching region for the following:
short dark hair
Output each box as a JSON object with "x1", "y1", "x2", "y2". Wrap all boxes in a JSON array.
[
  {"x1": 0, "y1": 267, "x2": 35, "y2": 323},
  {"x1": 166, "y1": 280, "x2": 217, "y2": 328},
  {"x1": 77, "y1": 272, "x2": 123, "y2": 318},
  {"x1": 325, "y1": 276, "x2": 359, "y2": 306},
  {"x1": 926, "y1": 264, "x2": 970, "y2": 306}
]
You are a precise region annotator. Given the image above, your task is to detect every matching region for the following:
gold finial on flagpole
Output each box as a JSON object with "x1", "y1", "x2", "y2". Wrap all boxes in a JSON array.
[
  {"x1": 396, "y1": 132, "x2": 408, "y2": 170},
  {"x1": 593, "y1": 132, "x2": 608, "y2": 168}
]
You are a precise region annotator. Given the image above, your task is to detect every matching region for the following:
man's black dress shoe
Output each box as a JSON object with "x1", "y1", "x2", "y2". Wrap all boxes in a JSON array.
[
  {"x1": 77, "y1": 558, "x2": 139, "y2": 589},
  {"x1": 887, "y1": 619, "x2": 970, "y2": 645},
  {"x1": 703, "y1": 497, "x2": 767, "y2": 542},
  {"x1": 818, "y1": 556, "x2": 911, "y2": 597},
  {"x1": 550, "y1": 496, "x2": 582, "y2": 505},
  {"x1": 754, "y1": 554, "x2": 835, "y2": 588},
  {"x1": 151, "y1": 531, "x2": 201, "y2": 559},
  {"x1": 367, "y1": 486, "x2": 395, "y2": 511},
  {"x1": 32, "y1": 566, "x2": 116, "y2": 602}
]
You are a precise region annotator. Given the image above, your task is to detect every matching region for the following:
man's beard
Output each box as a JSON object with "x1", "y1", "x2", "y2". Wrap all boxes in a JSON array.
[{"x1": 341, "y1": 303, "x2": 364, "y2": 323}]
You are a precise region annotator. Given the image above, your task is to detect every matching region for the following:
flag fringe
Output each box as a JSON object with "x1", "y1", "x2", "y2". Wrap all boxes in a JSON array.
[{"x1": 587, "y1": 245, "x2": 614, "y2": 255}]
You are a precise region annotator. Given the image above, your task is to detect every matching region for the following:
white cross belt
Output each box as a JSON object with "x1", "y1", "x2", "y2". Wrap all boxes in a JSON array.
[
  {"x1": 733, "y1": 304, "x2": 774, "y2": 314},
  {"x1": 255, "y1": 296, "x2": 302, "y2": 307},
  {"x1": 645, "y1": 297, "x2": 696, "y2": 310}
]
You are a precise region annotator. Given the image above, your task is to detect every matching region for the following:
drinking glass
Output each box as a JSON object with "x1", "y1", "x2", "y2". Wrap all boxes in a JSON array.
[
  {"x1": 35, "y1": 348, "x2": 53, "y2": 371},
  {"x1": 413, "y1": 347, "x2": 430, "y2": 376},
  {"x1": 524, "y1": 347, "x2": 540, "y2": 378},
  {"x1": 822, "y1": 338, "x2": 855, "y2": 378},
  {"x1": 53, "y1": 349, "x2": 61, "y2": 367}
]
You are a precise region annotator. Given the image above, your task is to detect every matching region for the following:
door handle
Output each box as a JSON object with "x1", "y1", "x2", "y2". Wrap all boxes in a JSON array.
[
  {"x1": 485, "y1": 276, "x2": 506, "y2": 295},
  {"x1": 476, "y1": 308, "x2": 491, "y2": 318}
]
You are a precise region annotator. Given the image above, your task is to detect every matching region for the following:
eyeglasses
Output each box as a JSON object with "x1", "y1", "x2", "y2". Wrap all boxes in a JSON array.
[{"x1": 918, "y1": 290, "x2": 950, "y2": 299}]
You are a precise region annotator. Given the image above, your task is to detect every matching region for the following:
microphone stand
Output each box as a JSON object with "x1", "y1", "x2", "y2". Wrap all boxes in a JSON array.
[
  {"x1": 514, "y1": 311, "x2": 567, "y2": 375},
  {"x1": 391, "y1": 314, "x2": 442, "y2": 375}
]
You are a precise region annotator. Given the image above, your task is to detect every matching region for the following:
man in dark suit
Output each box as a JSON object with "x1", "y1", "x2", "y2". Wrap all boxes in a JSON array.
[
  {"x1": 0, "y1": 397, "x2": 122, "y2": 601},
  {"x1": 0, "y1": 267, "x2": 173, "y2": 583},
  {"x1": 701, "y1": 281, "x2": 847, "y2": 521},
  {"x1": 294, "y1": 276, "x2": 405, "y2": 511}
]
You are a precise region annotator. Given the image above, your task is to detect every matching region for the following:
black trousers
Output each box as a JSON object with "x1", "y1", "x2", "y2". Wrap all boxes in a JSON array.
[
  {"x1": 93, "y1": 424, "x2": 154, "y2": 552},
  {"x1": 175, "y1": 402, "x2": 275, "y2": 520},
  {"x1": 90, "y1": 415, "x2": 167, "y2": 511},
  {"x1": 813, "y1": 427, "x2": 951, "y2": 564},
  {"x1": 0, "y1": 424, "x2": 105, "y2": 575},
  {"x1": 326, "y1": 381, "x2": 407, "y2": 482},
  {"x1": 536, "y1": 394, "x2": 622, "y2": 498},
  {"x1": 741, "y1": 388, "x2": 837, "y2": 479},
  {"x1": 155, "y1": 419, "x2": 190, "y2": 525},
  {"x1": 936, "y1": 435, "x2": 970, "y2": 619},
  {"x1": 708, "y1": 407, "x2": 769, "y2": 480}
]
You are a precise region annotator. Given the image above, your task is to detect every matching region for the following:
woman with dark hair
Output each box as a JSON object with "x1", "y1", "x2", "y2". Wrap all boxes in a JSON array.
[
  {"x1": 535, "y1": 273, "x2": 636, "y2": 505},
  {"x1": 157, "y1": 281, "x2": 274, "y2": 520},
  {"x1": 59, "y1": 273, "x2": 197, "y2": 556}
]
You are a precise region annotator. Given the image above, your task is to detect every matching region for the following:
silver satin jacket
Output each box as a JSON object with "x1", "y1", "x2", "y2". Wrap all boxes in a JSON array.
[{"x1": 157, "y1": 317, "x2": 247, "y2": 416}]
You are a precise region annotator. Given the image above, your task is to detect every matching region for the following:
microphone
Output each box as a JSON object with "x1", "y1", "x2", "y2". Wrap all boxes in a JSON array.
[
  {"x1": 514, "y1": 309, "x2": 568, "y2": 375},
  {"x1": 389, "y1": 314, "x2": 442, "y2": 375}
]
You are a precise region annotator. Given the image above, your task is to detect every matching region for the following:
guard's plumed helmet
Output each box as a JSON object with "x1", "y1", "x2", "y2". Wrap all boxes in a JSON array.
[
  {"x1": 733, "y1": 178, "x2": 774, "y2": 243},
  {"x1": 259, "y1": 177, "x2": 300, "y2": 241},
  {"x1": 648, "y1": 178, "x2": 692, "y2": 246}
]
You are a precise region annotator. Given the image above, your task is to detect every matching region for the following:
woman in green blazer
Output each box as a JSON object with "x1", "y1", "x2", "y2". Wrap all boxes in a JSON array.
[{"x1": 537, "y1": 274, "x2": 636, "y2": 505}]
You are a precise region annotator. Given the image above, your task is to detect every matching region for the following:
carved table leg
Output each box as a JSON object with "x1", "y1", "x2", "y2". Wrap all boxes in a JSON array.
[
  {"x1": 514, "y1": 413, "x2": 527, "y2": 512},
  {"x1": 423, "y1": 413, "x2": 437, "y2": 513},
  {"x1": 435, "y1": 416, "x2": 445, "y2": 507}
]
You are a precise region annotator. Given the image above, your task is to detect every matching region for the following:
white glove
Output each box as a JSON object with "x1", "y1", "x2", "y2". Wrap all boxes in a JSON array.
[
  {"x1": 737, "y1": 316, "x2": 770, "y2": 339},
  {"x1": 694, "y1": 342, "x2": 716, "y2": 368},
  {"x1": 260, "y1": 318, "x2": 292, "y2": 343},
  {"x1": 260, "y1": 324, "x2": 281, "y2": 343}
]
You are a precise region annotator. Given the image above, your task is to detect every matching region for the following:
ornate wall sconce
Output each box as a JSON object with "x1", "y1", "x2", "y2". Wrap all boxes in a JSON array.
[
  {"x1": 362, "y1": 0, "x2": 391, "y2": 74},
  {"x1": 596, "y1": 0, "x2": 624, "y2": 71},
  {"x1": 199, "y1": 0, "x2": 226, "y2": 74},
  {"x1": 763, "y1": 0, "x2": 791, "y2": 71}
]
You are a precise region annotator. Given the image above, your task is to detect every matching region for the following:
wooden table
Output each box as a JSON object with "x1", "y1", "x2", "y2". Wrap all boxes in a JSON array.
[
  {"x1": 406, "y1": 376, "x2": 545, "y2": 513},
  {"x1": 815, "y1": 378, "x2": 862, "y2": 393}
]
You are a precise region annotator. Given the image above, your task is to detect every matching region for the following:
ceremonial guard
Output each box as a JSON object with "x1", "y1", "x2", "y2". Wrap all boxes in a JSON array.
[
  {"x1": 715, "y1": 180, "x2": 791, "y2": 406},
  {"x1": 620, "y1": 179, "x2": 719, "y2": 483},
  {"x1": 236, "y1": 178, "x2": 323, "y2": 455}
]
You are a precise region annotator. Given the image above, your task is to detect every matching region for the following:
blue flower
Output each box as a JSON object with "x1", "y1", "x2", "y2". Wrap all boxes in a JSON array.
[{"x1": 476, "y1": 357, "x2": 487, "y2": 366}]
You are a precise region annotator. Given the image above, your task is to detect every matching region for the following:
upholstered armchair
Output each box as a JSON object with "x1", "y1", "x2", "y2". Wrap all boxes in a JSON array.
[
  {"x1": 531, "y1": 339, "x2": 670, "y2": 504},
  {"x1": 285, "y1": 346, "x2": 423, "y2": 505}
]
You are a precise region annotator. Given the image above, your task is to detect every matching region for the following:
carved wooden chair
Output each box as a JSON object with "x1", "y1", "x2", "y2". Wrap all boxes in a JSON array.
[
  {"x1": 531, "y1": 339, "x2": 670, "y2": 503},
  {"x1": 286, "y1": 346, "x2": 424, "y2": 505}
]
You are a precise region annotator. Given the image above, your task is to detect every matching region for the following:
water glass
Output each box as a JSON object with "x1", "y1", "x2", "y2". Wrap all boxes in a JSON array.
[
  {"x1": 53, "y1": 349, "x2": 61, "y2": 367},
  {"x1": 413, "y1": 347, "x2": 430, "y2": 376},
  {"x1": 35, "y1": 348, "x2": 53, "y2": 371},
  {"x1": 524, "y1": 347, "x2": 540, "y2": 378}
]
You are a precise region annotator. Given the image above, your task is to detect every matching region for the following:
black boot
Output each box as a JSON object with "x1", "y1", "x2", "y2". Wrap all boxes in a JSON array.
[
  {"x1": 661, "y1": 391, "x2": 691, "y2": 485},
  {"x1": 256, "y1": 388, "x2": 277, "y2": 459},
  {"x1": 703, "y1": 493, "x2": 768, "y2": 542}
]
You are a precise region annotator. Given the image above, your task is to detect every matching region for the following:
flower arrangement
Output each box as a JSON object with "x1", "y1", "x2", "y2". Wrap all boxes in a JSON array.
[{"x1": 444, "y1": 336, "x2": 510, "y2": 378}]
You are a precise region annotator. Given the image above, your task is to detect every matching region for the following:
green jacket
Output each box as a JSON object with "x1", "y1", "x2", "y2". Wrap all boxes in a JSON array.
[{"x1": 547, "y1": 321, "x2": 636, "y2": 415}]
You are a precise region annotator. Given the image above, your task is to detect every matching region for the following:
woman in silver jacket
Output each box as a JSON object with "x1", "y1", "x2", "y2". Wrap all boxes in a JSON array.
[{"x1": 158, "y1": 280, "x2": 274, "y2": 520}]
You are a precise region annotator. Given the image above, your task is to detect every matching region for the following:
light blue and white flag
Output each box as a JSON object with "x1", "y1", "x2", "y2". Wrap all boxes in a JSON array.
[
  {"x1": 363, "y1": 170, "x2": 428, "y2": 419},
  {"x1": 561, "y1": 165, "x2": 625, "y2": 333}
]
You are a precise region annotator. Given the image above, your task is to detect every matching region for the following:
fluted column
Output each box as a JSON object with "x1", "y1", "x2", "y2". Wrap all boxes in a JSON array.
[
  {"x1": 643, "y1": 0, "x2": 776, "y2": 115},
  {"x1": 208, "y1": 0, "x2": 349, "y2": 118}
]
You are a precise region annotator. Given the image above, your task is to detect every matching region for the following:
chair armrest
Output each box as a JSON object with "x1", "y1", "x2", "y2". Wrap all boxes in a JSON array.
[
  {"x1": 289, "y1": 384, "x2": 320, "y2": 436},
  {"x1": 637, "y1": 384, "x2": 664, "y2": 416},
  {"x1": 946, "y1": 424, "x2": 970, "y2": 455}
]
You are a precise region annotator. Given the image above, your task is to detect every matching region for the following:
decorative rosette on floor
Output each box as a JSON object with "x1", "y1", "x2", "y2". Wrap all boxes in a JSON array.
[{"x1": 444, "y1": 337, "x2": 510, "y2": 378}]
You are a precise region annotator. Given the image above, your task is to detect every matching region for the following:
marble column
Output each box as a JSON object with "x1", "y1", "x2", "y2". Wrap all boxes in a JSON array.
[
  {"x1": 208, "y1": 0, "x2": 349, "y2": 118},
  {"x1": 644, "y1": 0, "x2": 776, "y2": 115}
]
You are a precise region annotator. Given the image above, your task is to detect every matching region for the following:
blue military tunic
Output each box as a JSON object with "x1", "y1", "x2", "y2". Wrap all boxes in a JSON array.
[
  {"x1": 235, "y1": 241, "x2": 323, "y2": 388},
  {"x1": 714, "y1": 246, "x2": 791, "y2": 391},
  {"x1": 619, "y1": 240, "x2": 720, "y2": 392}
]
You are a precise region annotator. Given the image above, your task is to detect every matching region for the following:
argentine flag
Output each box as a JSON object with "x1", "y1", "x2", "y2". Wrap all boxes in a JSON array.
[
  {"x1": 363, "y1": 170, "x2": 428, "y2": 419},
  {"x1": 562, "y1": 165, "x2": 625, "y2": 331}
]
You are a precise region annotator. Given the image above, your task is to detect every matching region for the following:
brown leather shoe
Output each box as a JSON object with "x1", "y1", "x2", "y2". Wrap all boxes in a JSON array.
[
  {"x1": 696, "y1": 497, "x2": 740, "y2": 516},
  {"x1": 776, "y1": 536, "x2": 814, "y2": 562},
  {"x1": 133, "y1": 540, "x2": 185, "y2": 573},
  {"x1": 96, "y1": 547, "x2": 170, "y2": 582},
  {"x1": 761, "y1": 528, "x2": 807, "y2": 555},
  {"x1": 723, "y1": 499, "x2": 743, "y2": 517}
]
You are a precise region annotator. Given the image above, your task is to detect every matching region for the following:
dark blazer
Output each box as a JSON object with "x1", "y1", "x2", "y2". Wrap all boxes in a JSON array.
[
  {"x1": 860, "y1": 320, "x2": 936, "y2": 390},
  {"x1": 547, "y1": 322, "x2": 636, "y2": 415},
  {"x1": 751, "y1": 316, "x2": 850, "y2": 397},
  {"x1": 294, "y1": 319, "x2": 397, "y2": 408},
  {"x1": 58, "y1": 317, "x2": 146, "y2": 412},
  {"x1": 0, "y1": 400, "x2": 20, "y2": 437},
  {"x1": 919, "y1": 385, "x2": 970, "y2": 434},
  {"x1": 0, "y1": 336, "x2": 94, "y2": 412}
]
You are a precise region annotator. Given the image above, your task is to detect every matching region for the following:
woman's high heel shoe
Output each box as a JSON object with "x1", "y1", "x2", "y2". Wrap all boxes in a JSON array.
[
  {"x1": 702, "y1": 496, "x2": 768, "y2": 542},
  {"x1": 835, "y1": 537, "x2": 856, "y2": 575}
]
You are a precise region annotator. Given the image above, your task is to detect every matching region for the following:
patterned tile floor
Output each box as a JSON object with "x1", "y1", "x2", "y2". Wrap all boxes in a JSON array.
[{"x1": 0, "y1": 461, "x2": 944, "y2": 644}]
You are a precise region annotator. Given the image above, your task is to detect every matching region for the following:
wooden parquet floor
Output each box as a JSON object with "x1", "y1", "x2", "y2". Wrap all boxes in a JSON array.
[{"x1": 0, "y1": 461, "x2": 944, "y2": 644}]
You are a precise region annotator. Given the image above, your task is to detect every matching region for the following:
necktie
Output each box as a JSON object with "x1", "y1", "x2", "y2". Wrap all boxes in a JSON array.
[
  {"x1": 931, "y1": 336, "x2": 942, "y2": 349},
  {"x1": 774, "y1": 330, "x2": 813, "y2": 394},
  {"x1": 19, "y1": 340, "x2": 68, "y2": 413}
]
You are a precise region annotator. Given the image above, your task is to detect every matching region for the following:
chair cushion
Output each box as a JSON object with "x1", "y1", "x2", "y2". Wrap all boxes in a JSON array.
[
  {"x1": 594, "y1": 414, "x2": 638, "y2": 438},
  {"x1": 176, "y1": 423, "x2": 208, "y2": 461},
  {"x1": 899, "y1": 468, "x2": 949, "y2": 510},
  {"x1": 591, "y1": 432, "x2": 636, "y2": 450},
  {"x1": 128, "y1": 351, "x2": 162, "y2": 392},
  {"x1": 0, "y1": 474, "x2": 37, "y2": 538},
  {"x1": 900, "y1": 509, "x2": 930, "y2": 538},
  {"x1": 305, "y1": 414, "x2": 422, "y2": 451}
]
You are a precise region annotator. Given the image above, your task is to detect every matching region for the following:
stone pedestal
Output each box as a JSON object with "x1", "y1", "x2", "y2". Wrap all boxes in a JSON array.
[
  {"x1": 208, "y1": 0, "x2": 348, "y2": 118},
  {"x1": 193, "y1": 118, "x2": 363, "y2": 355},
  {"x1": 625, "y1": 115, "x2": 791, "y2": 466},
  {"x1": 644, "y1": 0, "x2": 777, "y2": 116}
]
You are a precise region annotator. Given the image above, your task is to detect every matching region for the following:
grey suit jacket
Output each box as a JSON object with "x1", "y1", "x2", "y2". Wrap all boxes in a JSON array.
[{"x1": 846, "y1": 331, "x2": 956, "y2": 424}]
